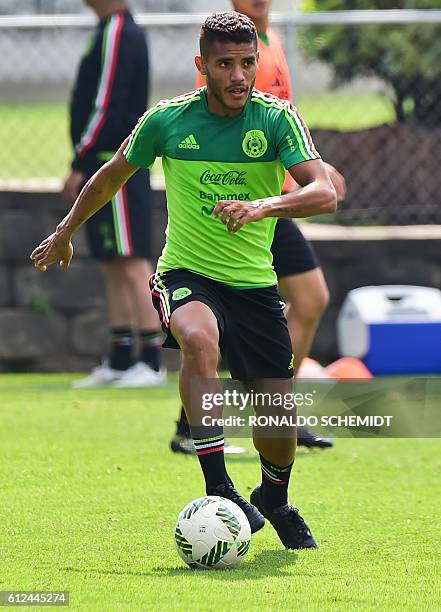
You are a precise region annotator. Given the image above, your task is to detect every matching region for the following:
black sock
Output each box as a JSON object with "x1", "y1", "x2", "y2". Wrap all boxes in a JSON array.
[
  {"x1": 109, "y1": 327, "x2": 134, "y2": 371},
  {"x1": 176, "y1": 406, "x2": 191, "y2": 437},
  {"x1": 260, "y1": 454, "x2": 294, "y2": 510},
  {"x1": 192, "y1": 427, "x2": 228, "y2": 492},
  {"x1": 139, "y1": 329, "x2": 162, "y2": 371}
]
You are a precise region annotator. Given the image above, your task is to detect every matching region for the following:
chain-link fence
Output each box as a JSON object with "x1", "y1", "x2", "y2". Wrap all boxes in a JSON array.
[{"x1": 0, "y1": 10, "x2": 440, "y2": 225}]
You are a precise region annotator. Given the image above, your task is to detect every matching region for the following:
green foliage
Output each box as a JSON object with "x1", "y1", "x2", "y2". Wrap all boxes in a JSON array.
[{"x1": 301, "y1": 0, "x2": 441, "y2": 126}]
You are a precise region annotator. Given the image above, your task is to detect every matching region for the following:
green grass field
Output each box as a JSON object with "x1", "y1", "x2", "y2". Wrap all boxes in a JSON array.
[
  {"x1": 0, "y1": 94, "x2": 395, "y2": 180},
  {"x1": 1, "y1": 374, "x2": 440, "y2": 610}
]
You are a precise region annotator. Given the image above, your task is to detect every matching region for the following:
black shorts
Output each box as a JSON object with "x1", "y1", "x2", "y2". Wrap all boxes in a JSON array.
[
  {"x1": 85, "y1": 168, "x2": 152, "y2": 261},
  {"x1": 271, "y1": 218, "x2": 319, "y2": 278},
  {"x1": 150, "y1": 269, "x2": 294, "y2": 381}
]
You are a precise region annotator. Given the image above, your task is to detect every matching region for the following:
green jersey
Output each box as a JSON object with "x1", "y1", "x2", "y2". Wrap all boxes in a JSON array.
[{"x1": 123, "y1": 87, "x2": 319, "y2": 287}]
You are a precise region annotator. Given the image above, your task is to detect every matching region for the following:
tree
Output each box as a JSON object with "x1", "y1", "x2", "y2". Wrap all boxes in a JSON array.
[{"x1": 301, "y1": 0, "x2": 441, "y2": 127}]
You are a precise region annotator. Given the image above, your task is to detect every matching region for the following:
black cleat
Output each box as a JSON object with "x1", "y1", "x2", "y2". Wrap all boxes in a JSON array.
[
  {"x1": 297, "y1": 426, "x2": 333, "y2": 449},
  {"x1": 250, "y1": 485, "x2": 317, "y2": 549},
  {"x1": 208, "y1": 481, "x2": 265, "y2": 534}
]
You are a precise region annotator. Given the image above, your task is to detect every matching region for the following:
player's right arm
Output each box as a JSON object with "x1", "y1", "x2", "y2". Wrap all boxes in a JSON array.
[{"x1": 31, "y1": 151, "x2": 138, "y2": 271}]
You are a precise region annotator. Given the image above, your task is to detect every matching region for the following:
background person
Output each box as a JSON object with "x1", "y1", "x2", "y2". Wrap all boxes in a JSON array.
[{"x1": 64, "y1": 0, "x2": 165, "y2": 388}]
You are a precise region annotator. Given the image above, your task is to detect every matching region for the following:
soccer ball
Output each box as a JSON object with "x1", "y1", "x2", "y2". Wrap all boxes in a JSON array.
[{"x1": 174, "y1": 496, "x2": 251, "y2": 569}]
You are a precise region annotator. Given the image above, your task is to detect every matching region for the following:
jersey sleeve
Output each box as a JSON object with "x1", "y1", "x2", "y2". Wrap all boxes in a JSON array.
[
  {"x1": 122, "y1": 105, "x2": 162, "y2": 168},
  {"x1": 275, "y1": 102, "x2": 320, "y2": 169}
]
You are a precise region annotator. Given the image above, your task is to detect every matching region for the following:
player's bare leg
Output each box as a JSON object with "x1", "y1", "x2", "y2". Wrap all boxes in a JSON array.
[
  {"x1": 170, "y1": 301, "x2": 220, "y2": 419},
  {"x1": 278, "y1": 267, "x2": 329, "y2": 374},
  {"x1": 170, "y1": 302, "x2": 247, "y2": 455},
  {"x1": 106, "y1": 257, "x2": 158, "y2": 329},
  {"x1": 170, "y1": 302, "x2": 264, "y2": 532},
  {"x1": 101, "y1": 258, "x2": 136, "y2": 327},
  {"x1": 101, "y1": 257, "x2": 158, "y2": 381},
  {"x1": 105, "y1": 258, "x2": 165, "y2": 387},
  {"x1": 72, "y1": 258, "x2": 135, "y2": 387},
  {"x1": 279, "y1": 267, "x2": 333, "y2": 448},
  {"x1": 73, "y1": 257, "x2": 163, "y2": 388}
]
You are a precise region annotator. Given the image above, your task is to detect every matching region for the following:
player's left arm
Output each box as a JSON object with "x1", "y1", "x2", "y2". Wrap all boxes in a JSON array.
[
  {"x1": 323, "y1": 161, "x2": 346, "y2": 202},
  {"x1": 272, "y1": 157, "x2": 337, "y2": 218},
  {"x1": 214, "y1": 159, "x2": 336, "y2": 233}
]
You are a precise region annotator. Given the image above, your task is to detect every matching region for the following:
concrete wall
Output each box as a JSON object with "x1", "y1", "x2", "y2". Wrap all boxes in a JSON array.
[
  {"x1": 1, "y1": 188, "x2": 440, "y2": 372},
  {"x1": 0, "y1": 187, "x2": 167, "y2": 372}
]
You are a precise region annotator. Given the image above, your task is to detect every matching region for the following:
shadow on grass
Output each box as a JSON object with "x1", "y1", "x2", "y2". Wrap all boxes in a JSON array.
[
  {"x1": 60, "y1": 549, "x2": 299, "y2": 580},
  {"x1": 150, "y1": 548, "x2": 299, "y2": 580}
]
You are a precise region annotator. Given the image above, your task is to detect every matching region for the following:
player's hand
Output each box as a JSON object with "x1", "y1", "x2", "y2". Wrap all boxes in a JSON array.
[
  {"x1": 61, "y1": 170, "x2": 85, "y2": 203},
  {"x1": 30, "y1": 232, "x2": 74, "y2": 271},
  {"x1": 214, "y1": 199, "x2": 267, "y2": 233},
  {"x1": 323, "y1": 162, "x2": 346, "y2": 202}
]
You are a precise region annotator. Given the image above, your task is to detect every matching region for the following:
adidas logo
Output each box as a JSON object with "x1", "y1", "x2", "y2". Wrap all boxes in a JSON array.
[{"x1": 178, "y1": 134, "x2": 200, "y2": 149}]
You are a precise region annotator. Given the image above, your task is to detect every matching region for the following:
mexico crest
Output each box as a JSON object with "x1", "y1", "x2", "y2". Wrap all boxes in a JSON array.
[{"x1": 242, "y1": 129, "x2": 268, "y2": 158}]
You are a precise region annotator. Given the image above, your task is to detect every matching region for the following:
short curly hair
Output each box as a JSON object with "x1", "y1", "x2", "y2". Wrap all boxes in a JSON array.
[{"x1": 200, "y1": 11, "x2": 257, "y2": 57}]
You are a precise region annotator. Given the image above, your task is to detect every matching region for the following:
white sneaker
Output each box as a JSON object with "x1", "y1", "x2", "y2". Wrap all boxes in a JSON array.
[
  {"x1": 72, "y1": 361, "x2": 123, "y2": 388},
  {"x1": 113, "y1": 362, "x2": 167, "y2": 388},
  {"x1": 224, "y1": 443, "x2": 248, "y2": 455}
]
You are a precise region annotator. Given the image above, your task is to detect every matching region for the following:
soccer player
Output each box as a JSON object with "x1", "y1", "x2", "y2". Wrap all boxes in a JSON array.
[
  {"x1": 31, "y1": 12, "x2": 336, "y2": 549},
  {"x1": 64, "y1": 0, "x2": 165, "y2": 388},
  {"x1": 170, "y1": 0, "x2": 345, "y2": 453}
]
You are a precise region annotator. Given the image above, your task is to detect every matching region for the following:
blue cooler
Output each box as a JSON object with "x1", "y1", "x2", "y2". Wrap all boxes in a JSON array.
[{"x1": 337, "y1": 286, "x2": 441, "y2": 375}]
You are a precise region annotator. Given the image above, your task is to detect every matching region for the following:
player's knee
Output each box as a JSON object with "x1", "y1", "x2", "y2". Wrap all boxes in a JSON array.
[
  {"x1": 294, "y1": 285, "x2": 329, "y2": 324},
  {"x1": 179, "y1": 327, "x2": 219, "y2": 364},
  {"x1": 310, "y1": 289, "x2": 329, "y2": 320},
  {"x1": 313, "y1": 284, "x2": 330, "y2": 316},
  {"x1": 119, "y1": 258, "x2": 148, "y2": 285}
]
